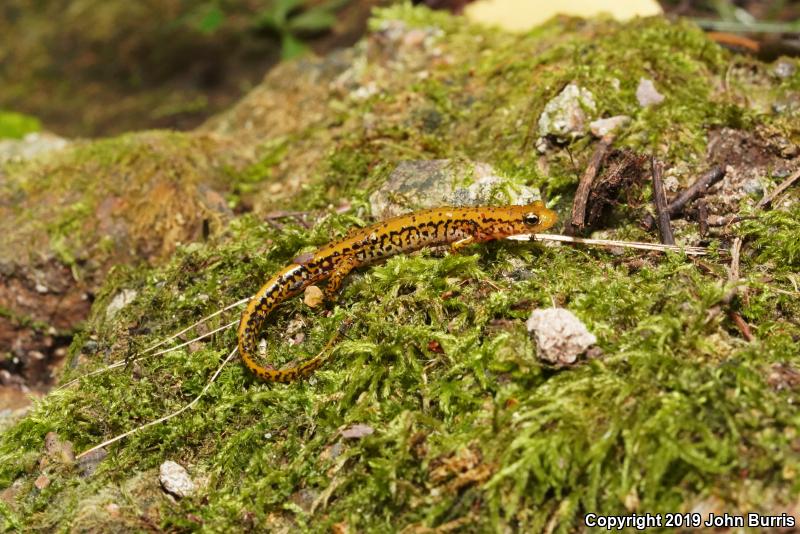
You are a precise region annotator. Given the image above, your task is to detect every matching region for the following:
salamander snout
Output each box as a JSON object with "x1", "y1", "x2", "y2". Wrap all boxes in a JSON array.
[{"x1": 518, "y1": 203, "x2": 557, "y2": 233}]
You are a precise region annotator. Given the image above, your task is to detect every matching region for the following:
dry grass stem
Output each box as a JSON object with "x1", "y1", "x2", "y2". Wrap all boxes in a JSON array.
[{"x1": 508, "y1": 233, "x2": 710, "y2": 256}]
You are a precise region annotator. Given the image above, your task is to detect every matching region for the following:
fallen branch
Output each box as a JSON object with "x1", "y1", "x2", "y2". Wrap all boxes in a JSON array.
[
  {"x1": 757, "y1": 167, "x2": 800, "y2": 209},
  {"x1": 649, "y1": 158, "x2": 675, "y2": 245},
  {"x1": 697, "y1": 199, "x2": 709, "y2": 237},
  {"x1": 642, "y1": 166, "x2": 726, "y2": 230},
  {"x1": 729, "y1": 311, "x2": 754, "y2": 341},
  {"x1": 569, "y1": 133, "x2": 615, "y2": 231},
  {"x1": 729, "y1": 236, "x2": 742, "y2": 283}
]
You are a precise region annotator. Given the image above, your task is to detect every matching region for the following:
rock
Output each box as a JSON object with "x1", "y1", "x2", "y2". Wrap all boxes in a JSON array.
[
  {"x1": 303, "y1": 285, "x2": 324, "y2": 308},
  {"x1": 526, "y1": 308, "x2": 597, "y2": 365},
  {"x1": 76, "y1": 448, "x2": 107, "y2": 477},
  {"x1": 341, "y1": 423, "x2": 374, "y2": 439},
  {"x1": 741, "y1": 177, "x2": 764, "y2": 196},
  {"x1": 0, "y1": 479, "x2": 23, "y2": 508},
  {"x1": 329, "y1": 441, "x2": 345, "y2": 459},
  {"x1": 767, "y1": 363, "x2": 800, "y2": 391},
  {"x1": 289, "y1": 488, "x2": 318, "y2": 513},
  {"x1": 589, "y1": 115, "x2": 631, "y2": 137},
  {"x1": 105, "y1": 503, "x2": 121, "y2": 518},
  {"x1": 772, "y1": 93, "x2": 800, "y2": 115},
  {"x1": 0, "y1": 389, "x2": 35, "y2": 432},
  {"x1": 105, "y1": 289, "x2": 138, "y2": 319},
  {"x1": 159, "y1": 460, "x2": 196, "y2": 498},
  {"x1": 636, "y1": 78, "x2": 665, "y2": 107},
  {"x1": 43, "y1": 431, "x2": 75, "y2": 464},
  {"x1": 534, "y1": 136, "x2": 552, "y2": 154},
  {"x1": 81, "y1": 339, "x2": 100, "y2": 354},
  {"x1": 773, "y1": 60, "x2": 796, "y2": 79},
  {"x1": 538, "y1": 83, "x2": 596, "y2": 139},
  {"x1": 369, "y1": 160, "x2": 540, "y2": 219},
  {"x1": 34, "y1": 474, "x2": 50, "y2": 490},
  {"x1": 0, "y1": 132, "x2": 69, "y2": 164}
]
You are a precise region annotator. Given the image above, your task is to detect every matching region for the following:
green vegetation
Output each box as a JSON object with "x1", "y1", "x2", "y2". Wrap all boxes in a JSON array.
[
  {"x1": 1, "y1": 4, "x2": 799, "y2": 532},
  {"x1": 2, "y1": 208, "x2": 798, "y2": 531},
  {"x1": 0, "y1": 111, "x2": 41, "y2": 140},
  {"x1": 186, "y1": 0, "x2": 353, "y2": 59},
  {"x1": 254, "y1": 0, "x2": 352, "y2": 59}
]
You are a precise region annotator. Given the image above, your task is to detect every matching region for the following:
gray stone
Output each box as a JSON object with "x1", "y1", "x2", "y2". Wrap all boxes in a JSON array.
[
  {"x1": 369, "y1": 159, "x2": 540, "y2": 219},
  {"x1": 636, "y1": 78, "x2": 665, "y2": 107},
  {"x1": 589, "y1": 115, "x2": 631, "y2": 137},
  {"x1": 526, "y1": 308, "x2": 597, "y2": 365},
  {"x1": 0, "y1": 132, "x2": 69, "y2": 164},
  {"x1": 538, "y1": 83, "x2": 596, "y2": 139},
  {"x1": 773, "y1": 60, "x2": 796, "y2": 79},
  {"x1": 106, "y1": 289, "x2": 138, "y2": 319},
  {"x1": 159, "y1": 460, "x2": 196, "y2": 498}
]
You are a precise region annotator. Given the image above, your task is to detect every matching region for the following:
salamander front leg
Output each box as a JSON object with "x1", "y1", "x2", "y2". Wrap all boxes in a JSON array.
[
  {"x1": 325, "y1": 256, "x2": 358, "y2": 299},
  {"x1": 449, "y1": 235, "x2": 475, "y2": 254}
]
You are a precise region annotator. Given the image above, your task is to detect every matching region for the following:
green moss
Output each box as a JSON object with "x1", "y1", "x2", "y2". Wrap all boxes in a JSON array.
[
  {"x1": 741, "y1": 205, "x2": 800, "y2": 269},
  {"x1": 282, "y1": 8, "x2": 756, "y2": 214},
  {"x1": 235, "y1": 136, "x2": 291, "y2": 188},
  {"x1": 2, "y1": 211, "x2": 799, "y2": 530},
  {"x1": 0, "y1": 110, "x2": 41, "y2": 139},
  {"x1": 0, "y1": 130, "x2": 237, "y2": 273},
  {"x1": 1, "y1": 5, "x2": 799, "y2": 532}
]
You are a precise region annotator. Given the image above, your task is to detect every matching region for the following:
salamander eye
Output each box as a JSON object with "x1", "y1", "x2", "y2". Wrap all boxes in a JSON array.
[{"x1": 523, "y1": 213, "x2": 540, "y2": 226}]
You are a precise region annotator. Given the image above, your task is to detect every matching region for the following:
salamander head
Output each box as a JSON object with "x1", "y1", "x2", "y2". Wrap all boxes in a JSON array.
[{"x1": 483, "y1": 201, "x2": 558, "y2": 238}]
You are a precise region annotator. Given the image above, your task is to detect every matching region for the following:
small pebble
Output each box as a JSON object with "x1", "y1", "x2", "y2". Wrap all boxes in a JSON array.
[
  {"x1": 538, "y1": 83, "x2": 597, "y2": 139},
  {"x1": 636, "y1": 78, "x2": 665, "y2": 107},
  {"x1": 773, "y1": 60, "x2": 796, "y2": 79},
  {"x1": 44, "y1": 431, "x2": 75, "y2": 464},
  {"x1": 589, "y1": 115, "x2": 630, "y2": 137},
  {"x1": 159, "y1": 460, "x2": 196, "y2": 498},
  {"x1": 105, "y1": 503, "x2": 121, "y2": 518},
  {"x1": 106, "y1": 289, "x2": 138, "y2": 319},
  {"x1": 34, "y1": 474, "x2": 50, "y2": 490},
  {"x1": 77, "y1": 448, "x2": 107, "y2": 477},
  {"x1": 304, "y1": 285, "x2": 324, "y2": 308},
  {"x1": 526, "y1": 308, "x2": 597, "y2": 365},
  {"x1": 341, "y1": 424, "x2": 374, "y2": 439}
]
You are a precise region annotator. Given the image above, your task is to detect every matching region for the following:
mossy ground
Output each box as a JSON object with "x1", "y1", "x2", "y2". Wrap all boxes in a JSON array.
[{"x1": 2, "y1": 4, "x2": 800, "y2": 532}]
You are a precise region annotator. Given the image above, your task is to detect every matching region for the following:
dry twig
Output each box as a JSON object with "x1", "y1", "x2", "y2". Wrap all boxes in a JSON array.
[
  {"x1": 757, "y1": 167, "x2": 800, "y2": 209},
  {"x1": 649, "y1": 157, "x2": 675, "y2": 245},
  {"x1": 506, "y1": 233, "x2": 709, "y2": 255},
  {"x1": 642, "y1": 166, "x2": 726, "y2": 230},
  {"x1": 75, "y1": 347, "x2": 239, "y2": 460},
  {"x1": 569, "y1": 133, "x2": 615, "y2": 230}
]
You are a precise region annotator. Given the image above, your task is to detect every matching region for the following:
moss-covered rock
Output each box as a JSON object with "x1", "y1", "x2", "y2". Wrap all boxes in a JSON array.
[{"x1": 1, "y1": 4, "x2": 799, "y2": 532}]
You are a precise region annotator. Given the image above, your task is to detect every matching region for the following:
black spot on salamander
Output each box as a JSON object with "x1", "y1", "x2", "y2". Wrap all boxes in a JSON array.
[{"x1": 390, "y1": 231, "x2": 403, "y2": 247}]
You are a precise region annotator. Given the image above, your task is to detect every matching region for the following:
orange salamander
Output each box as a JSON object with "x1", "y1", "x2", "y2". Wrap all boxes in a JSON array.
[{"x1": 237, "y1": 202, "x2": 557, "y2": 382}]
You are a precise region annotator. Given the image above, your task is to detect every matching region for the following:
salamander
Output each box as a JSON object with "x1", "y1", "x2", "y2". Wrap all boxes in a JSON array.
[{"x1": 237, "y1": 201, "x2": 558, "y2": 382}]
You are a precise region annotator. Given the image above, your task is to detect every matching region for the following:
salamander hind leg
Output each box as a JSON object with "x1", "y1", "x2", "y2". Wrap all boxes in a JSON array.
[{"x1": 325, "y1": 255, "x2": 359, "y2": 299}]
